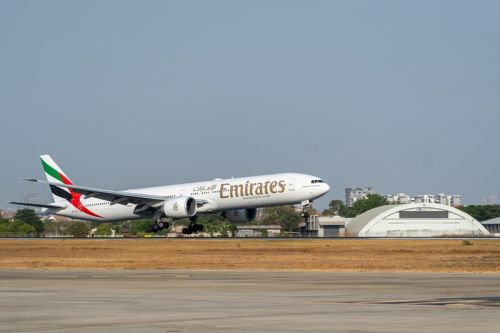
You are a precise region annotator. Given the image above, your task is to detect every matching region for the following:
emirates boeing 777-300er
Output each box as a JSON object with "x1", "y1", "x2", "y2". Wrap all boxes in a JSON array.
[{"x1": 9, "y1": 155, "x2": 330, "y2": 234}]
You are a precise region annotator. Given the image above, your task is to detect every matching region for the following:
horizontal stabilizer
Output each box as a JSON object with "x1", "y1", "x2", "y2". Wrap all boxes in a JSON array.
[
  {"x1": 20, "y1": 178, "x2": 39, "y2": 182},
  {"x1": 7, "y1": 201, "x2": 66, "y2": 209}
]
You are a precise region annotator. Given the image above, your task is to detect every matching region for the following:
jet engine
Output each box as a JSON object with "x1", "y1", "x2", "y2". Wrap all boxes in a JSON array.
[
  {"x1": 223, "y1": 208, "x2": 257, "y2": 222},
  {"x1": 163, "y1": 196, "x2": 197, "y2": 218}
]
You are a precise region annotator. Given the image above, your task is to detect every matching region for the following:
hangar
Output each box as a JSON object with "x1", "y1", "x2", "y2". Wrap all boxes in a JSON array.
[
  {"x1": 481, "y1": 217, "x2": 500, "y2": 237},
  {"x1": 346, "y1": 203, "x2": 490, "y2": 237}
]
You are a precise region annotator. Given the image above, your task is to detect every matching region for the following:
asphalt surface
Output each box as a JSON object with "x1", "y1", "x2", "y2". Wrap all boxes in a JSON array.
[{"x1": 1, "y1": 270, "x2": 499, "y2": 332}]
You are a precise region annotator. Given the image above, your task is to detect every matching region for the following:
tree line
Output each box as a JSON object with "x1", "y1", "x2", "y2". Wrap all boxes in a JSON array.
[
  {"x1": 322, "y1": 194, "x2": 389, "y2": 217},
  {"x1": 459, "y1": 205, "x2": 500, "y2": 222},
  {"x1": 0, "y1": 209, "x2": 44, "y2": 236},
  {"x1": 0, "y1": 206, "x2": 304, "y2": 237},
  {"x1": 321, "y1": 195, "x2": 500, "y2": 223},
  {"x1": 3, "y1": 200, "x2": 498, "y2": 238}
]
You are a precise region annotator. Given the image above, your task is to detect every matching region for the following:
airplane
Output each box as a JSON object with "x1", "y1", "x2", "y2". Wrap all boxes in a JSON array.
[{"x1": 9, "y1": 155, "x2": 330, "y2": 234}]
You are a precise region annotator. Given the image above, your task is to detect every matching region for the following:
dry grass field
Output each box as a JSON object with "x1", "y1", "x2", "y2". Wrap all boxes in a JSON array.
[{"x1": 0, "y1": 239, "x2": 499, "y2": 272}]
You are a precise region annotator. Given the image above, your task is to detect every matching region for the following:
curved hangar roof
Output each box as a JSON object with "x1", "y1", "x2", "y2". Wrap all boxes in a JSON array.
[{"x1": 347, "y1": 203, "x2": 490, "y2": 237}]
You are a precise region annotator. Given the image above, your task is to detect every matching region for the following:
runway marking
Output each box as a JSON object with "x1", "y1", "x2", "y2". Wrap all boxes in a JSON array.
[
  {"x1": 372, "y1": 297, "x2": 500, "y2": 308},
  {"x1": 126, "y1": 275, "x2": 162, "y2": 278},
  {"x1": 43, "y1": 275, "x2": 80, "y2": 279},
  {"x1": 314, "y1": 297, "x2": 500, "y2": 308}
]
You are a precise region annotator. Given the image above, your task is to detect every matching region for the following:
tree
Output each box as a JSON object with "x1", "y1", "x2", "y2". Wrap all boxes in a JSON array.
[
  {"x1": 68, "y1": 222, "x2": 90, "y2": 237},
  {"x1": 115, "y1": 221, "x2": 132, "y2": 234},
  {"x1": 198, "y1": 214, "x2": 236, "y2": 236},
  {"x1": 261, "y1": 206, "x2": 302, "y2": 232},
  {"x1": 349, "y1": 194, "x2": 388, "y2": 217},
  {"x1": 323, "y1": 199, "x2": 351, "y2": 217},
  {"x1": 0, "y1": 221, "x2": 36, "y2": 236},
  {"x1": 459, "y1": 205, "x2": 500, "y2": 222},
  {"x1": 0, "y1": 218, "x2": 10, "y2": 235},
  {"x1": 43, "y1": 220, "x2": 58, "y2": 235},
  {"x1": 14, "y1": 209, "x2": 44, "y2": 234},
  {"x1": 129, "y1": 220, "x2": 154, "y2": 235},
  {"x1": 12, "y1": 222, "x2": 36, "y2": 236},
  {"x1": 95, "y1": 223, "x2": 113, "y2": 236}
]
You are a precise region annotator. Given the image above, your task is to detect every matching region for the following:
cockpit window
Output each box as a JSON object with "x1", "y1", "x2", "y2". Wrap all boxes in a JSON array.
[{"x1": 311, "y1": 179, "x2": 324, "y2": 184}]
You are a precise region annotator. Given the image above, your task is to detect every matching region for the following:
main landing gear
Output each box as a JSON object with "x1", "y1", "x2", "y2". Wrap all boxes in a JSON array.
[
  {"x1": 182, "y1": 216, "x2": 204, "y2": 235},
  {"x1": 147, "y1": 219, "x2": 170, "y2": 233}
]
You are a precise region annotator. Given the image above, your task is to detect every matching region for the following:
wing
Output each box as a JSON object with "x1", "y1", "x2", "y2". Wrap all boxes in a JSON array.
[
  {"x1": 23, "y1": 179, "x2": 165, "y2": 208},
  {"x1": 8, "y1": 201, "x2": 66, "y2": 209}
]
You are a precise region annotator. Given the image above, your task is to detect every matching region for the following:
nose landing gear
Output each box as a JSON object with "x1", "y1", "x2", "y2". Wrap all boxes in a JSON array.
[{"x1": 301, "y1": 200, "x2": 313, "y2": 223}]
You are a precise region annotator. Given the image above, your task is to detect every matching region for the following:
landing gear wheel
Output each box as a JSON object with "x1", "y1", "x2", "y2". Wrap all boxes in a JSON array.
[
  {"x1": 184, "y1": 216, "x2": 203, "y2": 234},
  {"x1": 157, "y1": 221, "x2": 169, "y2": 230},
  {"x1": 148, "y1": 221, "x2": 170, "y2": 233}
]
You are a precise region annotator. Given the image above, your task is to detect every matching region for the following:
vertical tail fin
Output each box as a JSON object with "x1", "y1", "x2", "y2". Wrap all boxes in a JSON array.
[
  {"x1": 39, "y1": 155, "x2": 102, "y2": 218},
  {"x1": 40, "y1": 155, "x2": 74, "y2": 203}
]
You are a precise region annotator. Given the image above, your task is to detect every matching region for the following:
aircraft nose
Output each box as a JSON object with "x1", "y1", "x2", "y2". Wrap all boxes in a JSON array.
[{"x1": 323, "y1": 182, "x2": 330, "y2": 194}]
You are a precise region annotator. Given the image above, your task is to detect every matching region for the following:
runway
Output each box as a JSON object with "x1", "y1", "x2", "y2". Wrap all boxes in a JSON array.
[{"x1": 1, "y1": 270, "x2": 499, "y2": 332}]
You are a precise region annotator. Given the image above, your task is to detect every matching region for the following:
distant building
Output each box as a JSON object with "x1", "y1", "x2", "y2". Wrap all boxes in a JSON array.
[
  {"x1": 235, "y1": 225, "x2": 282, "y2": 237},
  {"x1": 345, "y1": 187, "x2": 373, "y2": 207},
  {"x1": 482, "y1": 196, "x2": 498, "y2": 205},
  {"x1": 1, "y1": 210, "x2": 16, "y2": 220},
  {"x1": 385, "y1": 193, "x2": 462, "y2": 207},
  {"x1": 300, "y1": 215, "x2": 347, "y2": 237},
  {"x1": 89, "y1": 228, "x2": 118, "y2": 237},
  {"x1": 43, "y1": 214, "x2": 71, "y2": 222},
  {"x1": 385, "y1": 193, "x2": 411, "y2": 204},
  {"x1": 450, "y1": 195, "x2": 462, "y2": 206}
]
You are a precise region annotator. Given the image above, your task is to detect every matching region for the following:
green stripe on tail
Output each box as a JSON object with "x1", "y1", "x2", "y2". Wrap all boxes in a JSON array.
[{"x1": 41, "y1": 158, "x2": 63, "y2": 183}]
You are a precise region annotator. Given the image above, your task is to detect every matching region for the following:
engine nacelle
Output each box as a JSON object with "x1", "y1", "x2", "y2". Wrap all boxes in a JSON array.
[
  {"x1": 163, "y1": 196, "x2": 197, "y2": 218},
  {"x1": 223, "y1": 208, "x2": 257, "y2": 223}
]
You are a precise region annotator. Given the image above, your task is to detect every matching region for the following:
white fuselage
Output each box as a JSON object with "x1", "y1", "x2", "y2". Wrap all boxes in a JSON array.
[{"x1": 49, "y1": 173, "x2": 329, "y2": 221}]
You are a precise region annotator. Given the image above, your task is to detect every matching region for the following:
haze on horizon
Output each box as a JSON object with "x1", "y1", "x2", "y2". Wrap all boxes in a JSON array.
[{"x1": 1, "y1": 1, "x2": 499, "y2": 210}]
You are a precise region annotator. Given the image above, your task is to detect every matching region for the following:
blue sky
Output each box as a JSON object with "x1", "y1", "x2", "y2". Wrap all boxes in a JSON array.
[{"x1": 1, "y1": 0, "x2": 499, "y2": 209}]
